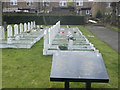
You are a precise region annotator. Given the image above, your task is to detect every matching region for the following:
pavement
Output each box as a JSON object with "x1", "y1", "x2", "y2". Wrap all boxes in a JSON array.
[{"x1": 85, "y1": 25, "x2": 119, "y2": 53}]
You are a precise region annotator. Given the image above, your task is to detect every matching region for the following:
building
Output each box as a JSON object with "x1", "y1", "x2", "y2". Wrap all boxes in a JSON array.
[
  {"x1": 2, "y1": 0, "x2": 93, "y2": 16},
  {"x1": 2, "y1": 0, "x2": 40, "y2": 13},
  {"x1": 91, "y1": 2, "x2": 114, "y2": 18}
]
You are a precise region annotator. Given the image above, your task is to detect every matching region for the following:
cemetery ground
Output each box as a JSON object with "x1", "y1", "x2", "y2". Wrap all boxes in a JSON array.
[{"x1": 2, "y1": 25, "x2": 118, "y2": 88}]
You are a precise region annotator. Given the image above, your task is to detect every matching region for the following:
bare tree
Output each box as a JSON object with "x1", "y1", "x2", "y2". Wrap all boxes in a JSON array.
[{"x1": 0, "y1": 1, "x2": 2, "y2": 26}]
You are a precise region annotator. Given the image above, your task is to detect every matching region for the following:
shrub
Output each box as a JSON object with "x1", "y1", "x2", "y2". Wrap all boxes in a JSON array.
[{"x1": 3, "y1": 14, "x2": 85, "y2": 25}]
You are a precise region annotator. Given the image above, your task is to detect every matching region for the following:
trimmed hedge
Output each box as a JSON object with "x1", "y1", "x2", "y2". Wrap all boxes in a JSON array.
[{"x1": 3, "y1": 15, "x2": 85, "y2": 25}]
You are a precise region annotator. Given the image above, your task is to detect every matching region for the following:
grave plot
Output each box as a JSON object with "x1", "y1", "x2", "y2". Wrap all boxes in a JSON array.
[
  {"x1": 0, "y1": 21, "x2": 45, "y2": 48},
  {"x1": 48, "y1": 22, "x2": 109, "y2": 88},
  {"x1": 43, "y1": 21, "x2": 96, "y2": 55}
]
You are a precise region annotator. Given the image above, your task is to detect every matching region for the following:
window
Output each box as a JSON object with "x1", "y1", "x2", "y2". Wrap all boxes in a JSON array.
[
  {"x1": 107, "y1": 3, "x2": 111, "y2": 8},
  {"x1": 10, "y1": 0, "x2": 17, "y2": 5},
  {"x1": 86, "y1": 10, "x2": 90, "y2": 15},
  {"x1": 59, "y1": 1, "x2": 67, "y2": 6},
  {"x1": 26, "y1": 1, "x2": 33, "y2": 6},
  {"x1": 76, "y1": 1, "x2": 83, "y2": 6},
  {"x1": 43, "y1": 1, "x2": 50, "y2": 6}
]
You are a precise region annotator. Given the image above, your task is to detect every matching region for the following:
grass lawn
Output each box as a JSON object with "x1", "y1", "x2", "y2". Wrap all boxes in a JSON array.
[{"x1": 1, "y1": 25, "x2": 118, "y2": 88}]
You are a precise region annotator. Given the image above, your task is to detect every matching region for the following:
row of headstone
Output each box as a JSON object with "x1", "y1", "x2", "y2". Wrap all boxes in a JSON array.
[
  {"x1": 48, "y1": 21, "x2": 60, "y2": 45},
  {"x1": 0, "y1": 21, "x2": 36, "y2": 45},
  {"x1": 7, "y1": 21, "x2": 36, "y2": 39}
]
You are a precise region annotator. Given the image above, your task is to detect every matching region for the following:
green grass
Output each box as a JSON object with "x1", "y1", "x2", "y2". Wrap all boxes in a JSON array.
[{"x1": 1, "y1": 25, "x2": 118, "y2": 88}]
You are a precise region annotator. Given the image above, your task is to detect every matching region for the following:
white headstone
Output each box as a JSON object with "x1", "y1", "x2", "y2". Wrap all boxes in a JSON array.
[
  {"x1": 68, "y1": 40, "x2": 73, "y2": 50},
  {"x1": 7, "y1": 25, "x2": 13, "y2": 38},
  {"x1": 24, "y1": 23, "x2": 27, "y2": 32},
  {"x1": 14, "y1": 24, "x2": 19, "y2": 36},
  {"x1": 20, "y1": 23, "x2": 23, "y2": 33},
  {"x1": 33, "y1": 21, "x2": 36, "y2": 28},
  {"x1": 44, "y1": 30, "x2": 48, "y2": 49},
  {"x1": 0, "y1": 26, "x2": 5, "y2": 40},
  {"x1": 28, "y1": 22, "x2": 31, "y2": 31},
  {"x1": 7, "y1": 25, "x2": 13, "y2": 44},
  {"x1": 31, "y1": 22, "x2": 33, "y2": 30}
]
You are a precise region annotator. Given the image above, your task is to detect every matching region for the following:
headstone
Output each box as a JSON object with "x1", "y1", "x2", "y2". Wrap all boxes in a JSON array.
[
  {"x1": 31, "y1": 21, "x2": 33, "y2": 30},
  {"x1": 48, "y1": 28, "x2": 51, "y2": 45},
  {"x1": 0, "y1": 26, "x2": 5, "y2": 40},
  {"x1": 20, "y1": 23, "x2": 23, "y2": 33},
  {"x1": 68, "y1": 40, "x2": 73, "y2": 50},
  {"x1": 44, "y1": 30, "x2": 48, "y2": 49},
  {"x1": 14, "y1": 24, "x2": 20, "y2": 40},
  {"x1": 33, "y1": 21, "x2": 36, "y2": 28},
  {"x1": 14, "y1": 24, "x2": 19, "y2": 36},
  {"x1": 28, "y1": 22, "x2": 31, "y2": 31},
  {"x1": 7, "y1": 25, "x2": 13, "y2": 38},
  {"x1": 24, "y1": 23, "x2": 27, "y2": 32},
  {"x1": 7, "y1": 25, "x2": 13, "y2": 44},
  {"x1": 3, "y1": 22, "x2": 7, "y2": 31}
]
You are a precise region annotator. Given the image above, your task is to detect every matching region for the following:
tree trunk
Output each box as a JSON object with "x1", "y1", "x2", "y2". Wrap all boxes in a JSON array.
[
  {"x1": 111, "y1": 2, "x2": 117, "y2": 25},
  {"x1": 0, "y1": 1, "x2": 2, "y2": 26}
]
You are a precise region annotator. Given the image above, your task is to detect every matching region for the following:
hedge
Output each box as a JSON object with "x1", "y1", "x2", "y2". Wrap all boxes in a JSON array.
[{"x1": 3, "y1": 14, "x2": 85, "y2": 25}]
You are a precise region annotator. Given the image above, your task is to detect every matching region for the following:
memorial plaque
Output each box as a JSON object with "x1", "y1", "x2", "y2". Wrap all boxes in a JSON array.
[{"x1": 50, "y1": 51, "x2": 109, "y2": 82}]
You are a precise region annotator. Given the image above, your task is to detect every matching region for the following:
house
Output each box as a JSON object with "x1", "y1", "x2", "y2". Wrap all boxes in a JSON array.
[
  {"x1": 2, "y1": 0, "x2": 93, "y2": 16},
  {"x1": 2, "y1": 0, "x2": 40, "y2": 13},
  {"x1": 91, "y1": 2, "x2": 113, "y2": 18},
  {"x1": 45, "y1": 0, "x2": 93, "y2": 16}
]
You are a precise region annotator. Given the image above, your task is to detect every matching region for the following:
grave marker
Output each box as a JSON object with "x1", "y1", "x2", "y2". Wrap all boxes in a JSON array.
[
  {"x1": 31, "y1": 21, "x2": 33, "y2": 30},
  {"x1": 24, "y1": 23, "x2": 27, "y2": 32},
  {"x1": 7, "y1": 25, "x2": 13, "y2": 37},
  {"x1": 7, "y1": 25, "x2": 13, "y2": 44},
  {"x1": 0, "y1": 26, "x2": 5, "y2": 40},
  {"x1": 14, "y1": 24, "x2": 19, "y2": 36},
  {"x1": 28, "y1": 22, "x2": 31, "y2": 31},
  {"x1": 33, "y1": 21, "x2": 36, "y2": 28},
  {"x1": 20, "y1": 23, "x2": 23, "y2": 33}
]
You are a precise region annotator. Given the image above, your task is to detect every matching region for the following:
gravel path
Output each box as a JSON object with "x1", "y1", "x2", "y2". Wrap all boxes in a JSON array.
[{"x1": 85, "y1": 25, "x2": 119, "y2": 53}]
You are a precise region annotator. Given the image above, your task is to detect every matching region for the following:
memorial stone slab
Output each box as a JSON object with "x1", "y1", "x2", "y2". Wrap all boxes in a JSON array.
[{"x1": 50, "y1": 51, "x2": 109, "y2": 88}]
